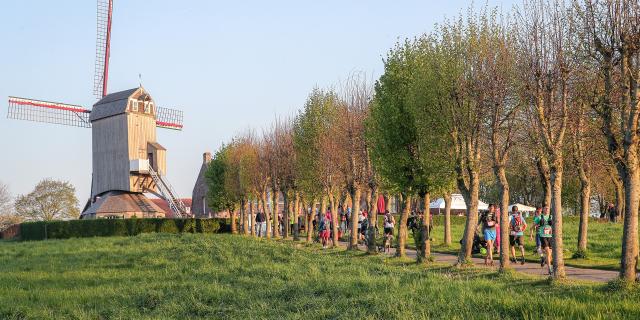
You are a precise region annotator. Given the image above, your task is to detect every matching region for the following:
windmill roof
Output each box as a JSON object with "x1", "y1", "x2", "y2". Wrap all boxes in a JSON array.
[
  {"x1": 89, "y1": 87, "x2": 140, "y2": 122},
  {"x1": 81, "y1": 191, "x2": 165, "y2": 216}
]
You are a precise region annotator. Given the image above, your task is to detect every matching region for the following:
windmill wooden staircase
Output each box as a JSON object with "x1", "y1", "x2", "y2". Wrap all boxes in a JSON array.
[{"x1": 148, "y1": 167, "x2": 189, "y2": 218}]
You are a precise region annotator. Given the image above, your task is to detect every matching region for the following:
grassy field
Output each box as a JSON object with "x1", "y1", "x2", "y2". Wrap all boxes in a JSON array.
[
  {"x1": 1, "y1": 233, "x2": 639, "y2": 319},
  {"x1": 381, "y1": 215, "x2": 628, "y2": 270}
]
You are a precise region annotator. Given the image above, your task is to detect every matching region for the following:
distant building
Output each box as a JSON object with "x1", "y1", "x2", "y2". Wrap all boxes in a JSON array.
[
  {"x1": 191, "y1": 152, "x2": 214, "y2": 218},
  {"x1": 150, "y1": 198, "x2": 192, "y2": 218}
]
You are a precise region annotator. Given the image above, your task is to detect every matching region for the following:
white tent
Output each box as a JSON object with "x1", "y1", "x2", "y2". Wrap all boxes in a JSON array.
[
  {"x1": 508, "y1": 203, "x2": 536, "y2": 217},
  {"x1": 508, "y1": 203, "x2": 536, "y2": 212},
  {"x1": 430, "y1": 193, "x2": 489, "y2": 212}
]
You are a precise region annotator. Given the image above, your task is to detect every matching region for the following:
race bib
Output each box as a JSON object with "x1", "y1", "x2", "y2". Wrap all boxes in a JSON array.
[{"x1": 543, "y1": 225, "x2": 552, "y2": 235}]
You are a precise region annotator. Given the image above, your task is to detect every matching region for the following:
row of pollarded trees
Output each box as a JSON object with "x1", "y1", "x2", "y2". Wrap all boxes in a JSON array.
[
  {"x1": 205, "y1": 74, "x2": 381, "y2": 250},
  {"x1": 374, "y1": 0, "x2": 640, "y2": 281},
  {"x1": 207, "y1": 0, "x2": 640, "y2": 283}
]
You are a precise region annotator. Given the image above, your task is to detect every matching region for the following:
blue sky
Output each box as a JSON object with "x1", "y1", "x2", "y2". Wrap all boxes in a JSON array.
[{"x1": 0, "y1": 0, "x2": 516, "y2": 203}]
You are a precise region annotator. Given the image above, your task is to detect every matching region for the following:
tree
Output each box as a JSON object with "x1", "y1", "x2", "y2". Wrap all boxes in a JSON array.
[
  {"x1": 0, "y1": 182, "x2": 21, "y2": 231},
  {"x1": 407, "y1": 36, "x2": 457, "y2": 262},
  {"x1": 15, "y1": 179, "x2": 79, "y2": 221},
  {"x1": 516, "y1": 0, "x2": 574, "y2": 278},
  {"x1": 575, "y1": 0, "x2": 640, "y2": 282},
  {"x1": 433, "y1": 12, "x2": 491, "y2": 265},
  {"x1": 368, "y1": 42, "x2": 422, "y2": 258},
  {"x1": 477, "y1": 12, "x2": 520, "y2": 271},
  {"x1": 206, "y1": 145, "x2": 239, "y2": 233},
  {"x1": 293, "y1": 88, "x2": 343, "y2": 245},
  {"x1": 339, "y1": 73, "x2": 372, "y2": 250}
]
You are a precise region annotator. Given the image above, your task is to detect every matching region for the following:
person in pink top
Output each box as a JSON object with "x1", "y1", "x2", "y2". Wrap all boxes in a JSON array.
[{"x1": 319, "y1": 210, "x2": 332, "y2": 248}]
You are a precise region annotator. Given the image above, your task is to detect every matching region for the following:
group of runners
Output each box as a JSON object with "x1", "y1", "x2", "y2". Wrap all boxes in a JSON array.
[
  {"x1": 479, "y1": 204, "x2": 554, "y2": 274},
  {"x1": 316, "y1": 207, "x2": 396, "y2": 249}
]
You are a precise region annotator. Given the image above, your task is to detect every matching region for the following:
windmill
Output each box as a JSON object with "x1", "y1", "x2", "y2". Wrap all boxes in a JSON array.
[{"x1": 6, "y1": 0, "x2": 189, "y2": 219}]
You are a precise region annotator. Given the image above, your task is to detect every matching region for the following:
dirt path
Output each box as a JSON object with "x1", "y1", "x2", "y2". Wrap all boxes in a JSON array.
[{"x1": 336, "y1": 241, "x2": 619, "y2": 283}]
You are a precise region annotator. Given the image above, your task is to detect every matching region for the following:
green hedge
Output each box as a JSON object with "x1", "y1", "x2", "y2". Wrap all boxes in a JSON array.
[{"x1": 19, "y1": 218, "x2": 230, "y2": 241}]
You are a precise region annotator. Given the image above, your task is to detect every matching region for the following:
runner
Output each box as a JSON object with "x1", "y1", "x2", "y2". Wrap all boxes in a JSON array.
[
  {"x1": 534, "y1": 206, "x2": 553, "y2": 275},
  {"x1": 383, "y1": 212, "x2": 395, "y2": 236},
  {"x1": 508, "y1": 205, "x2": 527, "y2": 265},
  {"x1": 529, "y1": 206, "x2": 543, "y2": 263},
  {"x1": 319, "y1": 211, "x2": 331, "y2": 248},
  {"x1": 359, "y1": 211, "x2": 369, "y2": 244},
  {"x1": 479, "y1": 204, "x2": 498, "y2": 266}
]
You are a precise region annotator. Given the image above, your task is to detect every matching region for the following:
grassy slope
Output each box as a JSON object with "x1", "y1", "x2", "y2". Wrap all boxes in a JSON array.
[
  {"x1": 1, "y1": 233, "x2": 638, "y2": 319},
  {"x1": 389, "y1": 216, "x2": 626, "y2": 270}
]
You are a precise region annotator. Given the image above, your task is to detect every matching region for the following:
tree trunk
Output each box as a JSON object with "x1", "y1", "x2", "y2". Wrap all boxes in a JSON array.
[
  {"x1": 620, "y1": 161, "x2": 640, "y2": 281},
  {"x1": 261, "y1": 191, "x2": 271, "y2": 240},
  {"x1": 613, "y1": 174, "x2": 625, "y2": 220},
  {"x1": 550, "y1": 161, "x2": 566, "y2": 278},
  {"x1": 271, "y1": 188, "x2": 279, "y2": 238},
  {"x1": 293, "y1": 192, "x2": 300, "y2": 241},
  {"x1": 458, "y1": 173, "x2": 480, "y2": 264},
  {"x1": 330, "y1": 192, "x2": 339, "y2": 247},
  {"x1": 367, "y1": 189, "x2": 379, "y2": 254},
  {"x1": 577, "y1": 172, "x2": 591, "y2": 253},
  {"x1": 396, "y1": 193, "x2": 411, "y2": 257},
  {"x1": 384, "y1": 193, "x2": 392, "y2": 214},
  {"x1": 349, "y1": 187, "x2": 361, "y2": 250},
  {"x1": 320, "y1": 195, "x2": 327, "y2": 241},
  {"x1": 444, "y1": 192, "x2": 452, "y2": 245},
  {"x1": 495, "y1": 164, "x2": 511, "y2": 271},
  {"x1": 230, "y1": 208, "x2": 238, "y2": 234},
  {"x1": 537, "y1": 156, "x2": 552, "y2": 209},
  {"x1": 250, "y1": 199, "x2": 256, "y2": 237},
  {"x1": 242, "y1": 198, "x2": 249, "y2": 235},
  {"x1": 306, "y1": 199, "x2": 315, "y2": 243},
  {"x1": 418, "y1": 192, "x2": 431, "y2": 262},
  {"x1": 282, "y1": 191, "x2": 289, "y2": 238}
]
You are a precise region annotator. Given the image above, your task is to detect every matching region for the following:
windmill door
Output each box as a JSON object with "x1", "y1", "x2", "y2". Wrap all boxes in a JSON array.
[{"x1": 148, "y1": 152, "x2": 155, "y2": 171}]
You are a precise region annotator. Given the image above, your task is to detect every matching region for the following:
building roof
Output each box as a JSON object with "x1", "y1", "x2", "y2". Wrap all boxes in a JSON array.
[
  {"x1": 90, "y1": 87, "x2": 155, "y2": 122},
  {"x1": 82, "y1": 191, "x2": 166, "y2": 216},
  {"x1": 150, "y1": 198, "x2": 192, "y2": 218},
  {"x1": 147, "y1": 141, "x2": 166, "y2": 151}
]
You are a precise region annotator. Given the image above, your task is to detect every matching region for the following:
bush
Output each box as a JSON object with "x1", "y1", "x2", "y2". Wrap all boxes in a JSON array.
[{"x1": 19, "y1": 218, "x2": 228, "y2": 241}]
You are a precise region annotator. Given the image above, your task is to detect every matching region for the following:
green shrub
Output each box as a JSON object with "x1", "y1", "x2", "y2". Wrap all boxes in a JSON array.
[{"x1": 19, "y1": 218, "x2": 228, "y2": 241}]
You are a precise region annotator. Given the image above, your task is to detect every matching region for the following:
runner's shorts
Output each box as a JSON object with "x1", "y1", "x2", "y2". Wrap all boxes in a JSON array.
[
  {"x1": 384, "y1": 227, "x2": 394, "y2": 235},
  {"x1": 509, "y1": 235, "x2": 524, "y2": 247},
  {"x1": 483, "y1": 228, "x2": 497, "y2": 241},
  {"x1": 540, "y1": 237, "x2": 552, "y2": 249}
]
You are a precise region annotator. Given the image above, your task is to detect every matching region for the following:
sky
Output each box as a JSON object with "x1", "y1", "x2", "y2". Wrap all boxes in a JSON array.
[{"x1": 0, "y1": 0, "x2": 517, "y2": 204}]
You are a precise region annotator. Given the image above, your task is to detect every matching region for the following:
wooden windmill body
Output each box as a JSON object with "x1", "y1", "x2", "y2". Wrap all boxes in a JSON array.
[{"x1": 7, "y1": 0, "x2": 189, "y2": 219}]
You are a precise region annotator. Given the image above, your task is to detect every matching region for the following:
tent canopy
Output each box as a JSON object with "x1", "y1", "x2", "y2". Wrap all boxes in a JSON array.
[
  {"x1": 508, "y1": 203, "x2": 536, "y2": 212},
  {"x1": 430, "y1": 194, "x2": 489, "y2": 211}
]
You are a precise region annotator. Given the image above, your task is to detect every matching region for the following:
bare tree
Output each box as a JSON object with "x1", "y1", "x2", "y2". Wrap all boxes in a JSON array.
[
  {"x1": 0, "y1": 182, "x2": 21, "y2": 231},
  {"x1": 576, "y1": 0, "x2": 640, "y2": 281},
  {"x1": 339, "y1": 73, "x2": 373, "y2": 250},
  {"x1": 516, "y1": 0, "x2": 574, "y2": 278}
]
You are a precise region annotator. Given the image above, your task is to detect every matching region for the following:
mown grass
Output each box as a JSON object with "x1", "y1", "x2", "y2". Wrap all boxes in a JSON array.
[
  {"x1": 391, "y1": 216, "x2": 628, "y2": 270},
  {"x1": 1, "y1": 233, "x2": 638, "y2": 319}
]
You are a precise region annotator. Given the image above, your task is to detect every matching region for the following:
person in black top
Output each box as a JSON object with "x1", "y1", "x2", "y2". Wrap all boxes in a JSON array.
[{"x1": 255, "y1": 211, "x2": 266, "y2": 237}]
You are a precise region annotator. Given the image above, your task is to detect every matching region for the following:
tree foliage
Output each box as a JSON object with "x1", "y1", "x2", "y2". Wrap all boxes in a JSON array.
[{"x1": 15, "y1": 179, "x2": 79, "y2": 221}]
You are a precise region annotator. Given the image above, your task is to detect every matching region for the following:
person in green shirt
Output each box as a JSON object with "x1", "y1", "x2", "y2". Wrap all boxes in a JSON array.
[{"x1": 533, "y1": 206, "x2": 553, "y2": 274}]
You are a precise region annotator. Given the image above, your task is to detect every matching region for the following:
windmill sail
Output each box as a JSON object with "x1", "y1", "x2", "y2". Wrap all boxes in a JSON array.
[
  {"x1": 7, "y1": 97, "x2": 91, "y2": 128},
  {"x1": 93, "y1": 0, "x2": 113, "y2": 99},
  {"x1": 156, "y1": 106, "x2": 184, "y2": 130}
]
